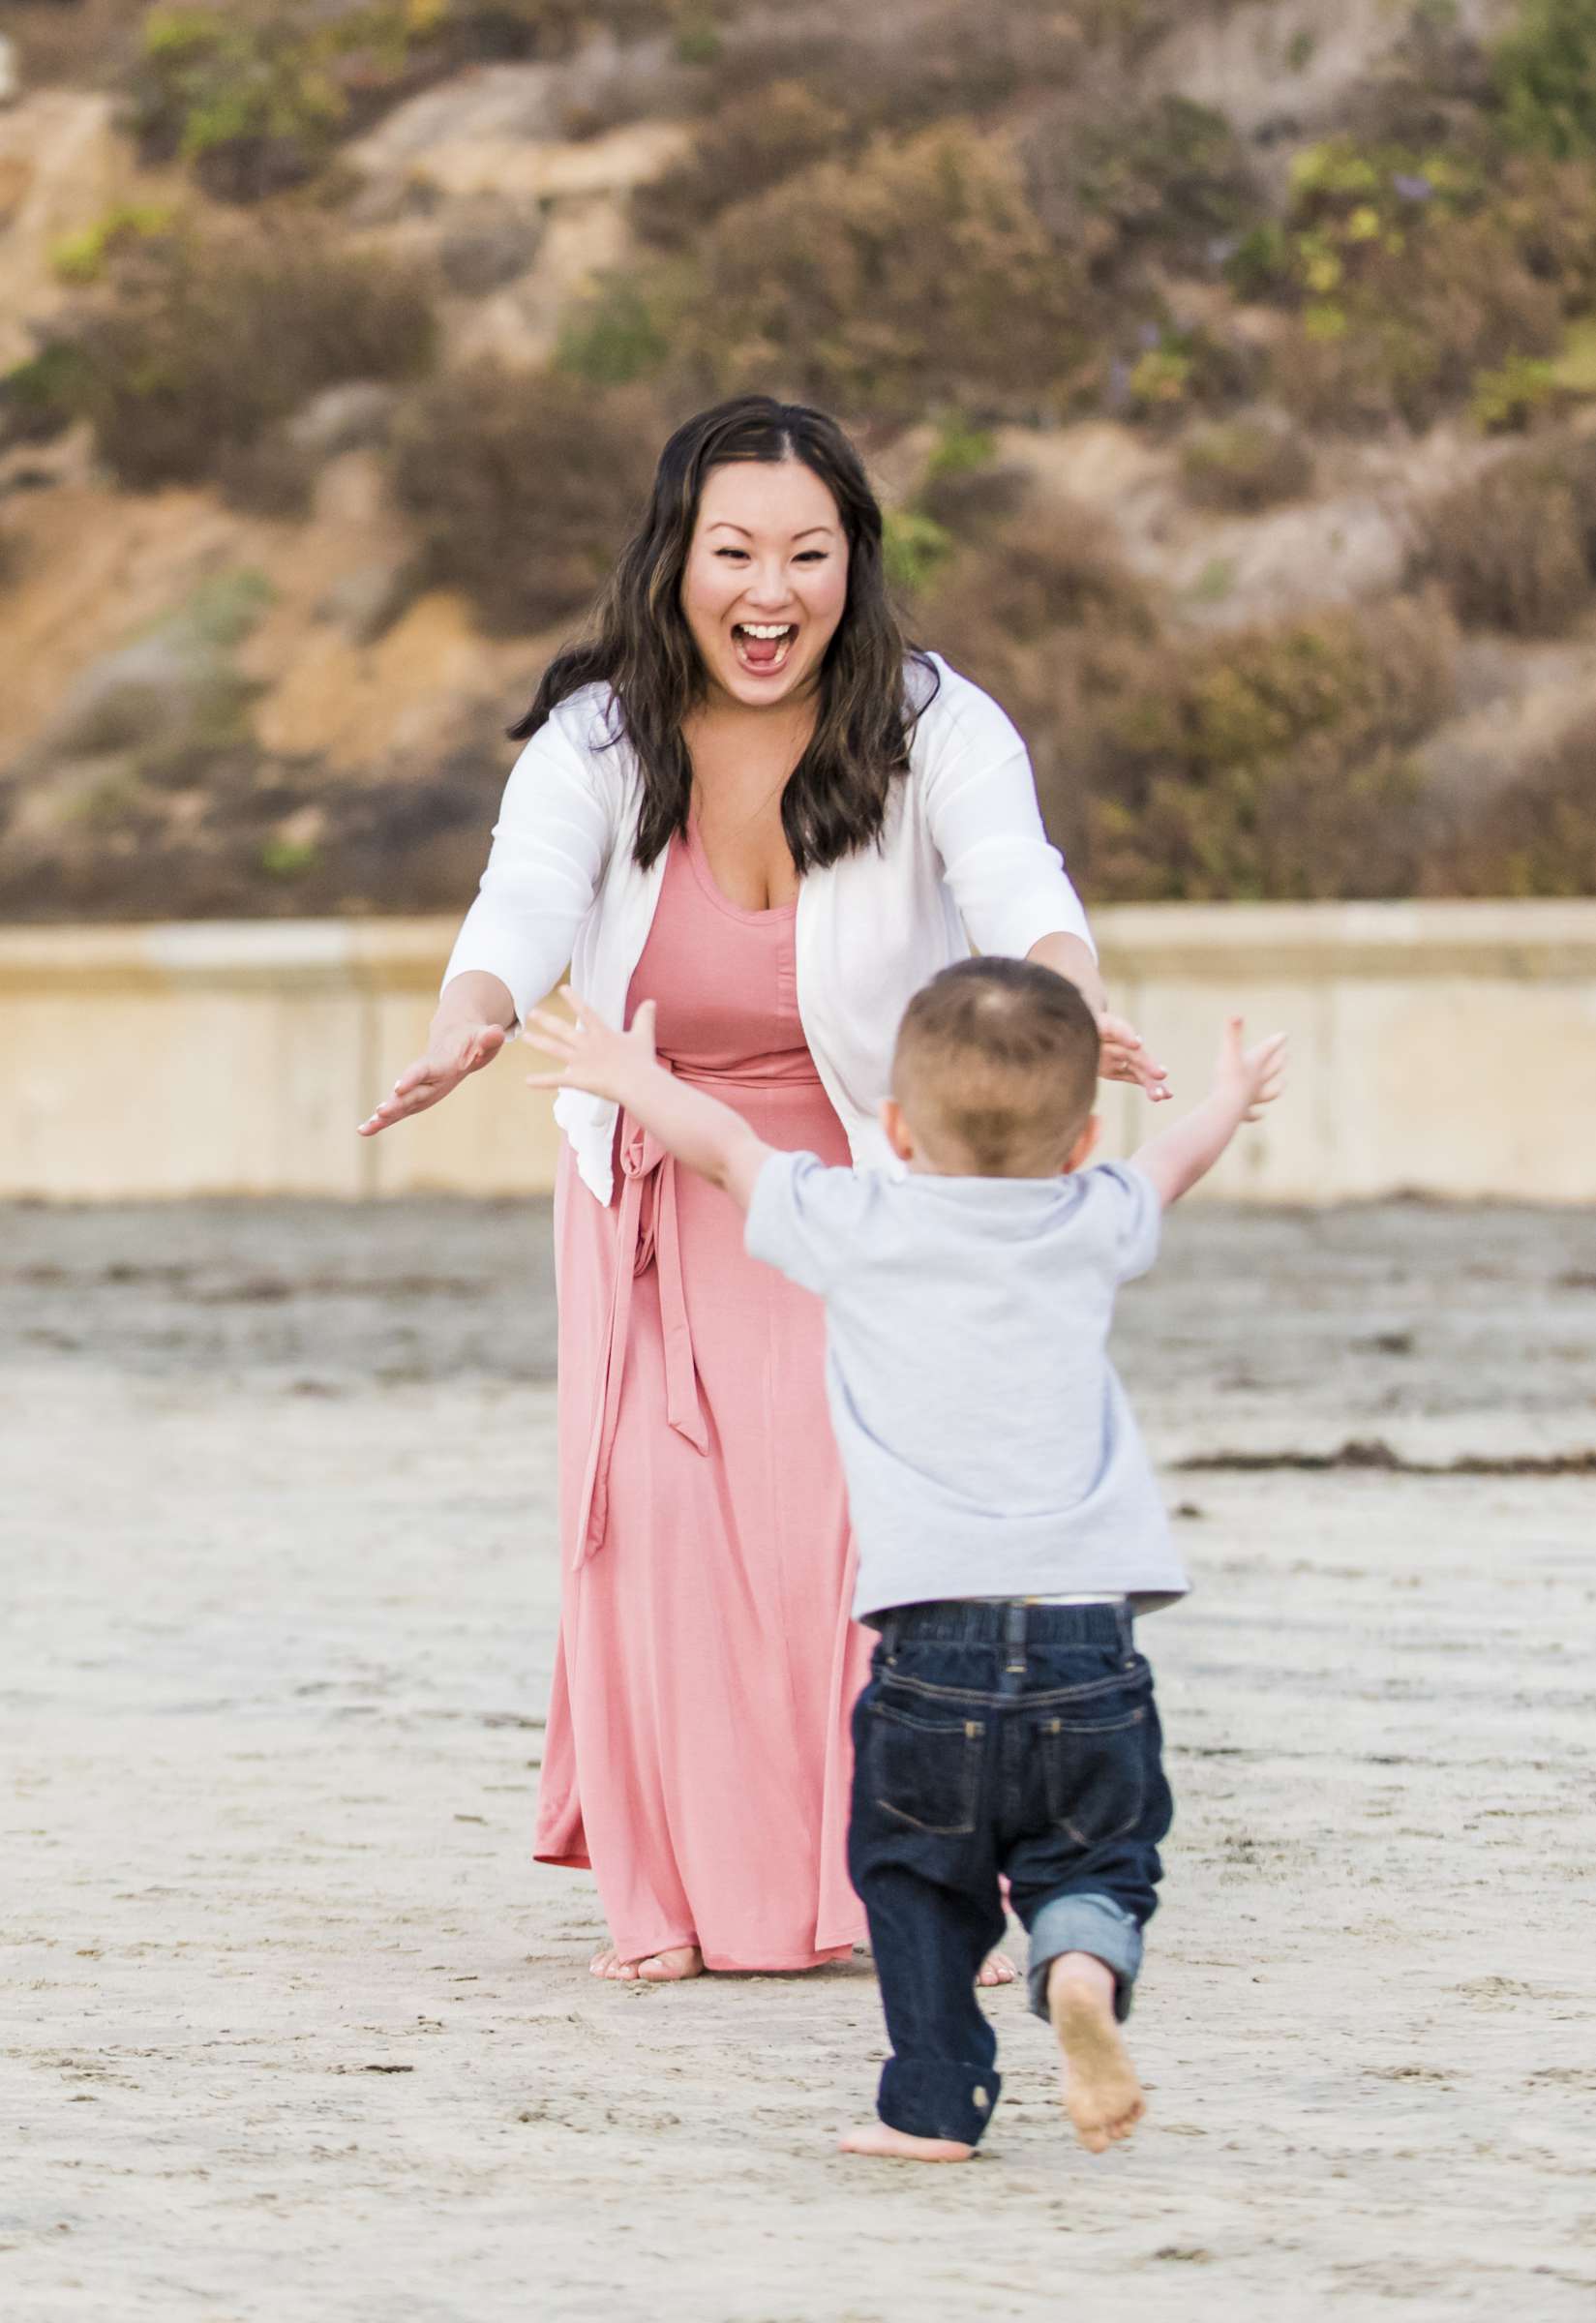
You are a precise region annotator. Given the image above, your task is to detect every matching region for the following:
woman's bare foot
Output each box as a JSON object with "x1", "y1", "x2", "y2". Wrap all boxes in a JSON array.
[
  {"x1": 977, "y1": 1949, "x2": 1017, "y2": 1988},
  {"x1": 839, "y1": 2123, "x2": 974, "y2": 2163},
  {"x1": 588, "y1": 1944, "x2": 702, "y2": 1981},
  {"x1": 589, "y1": 1947, "x2": 639, "y2": 1981},
  {"x1": 1047, "y1": 1952, "x2": 1145, "y2": 2153},
  {"x1": 637, "y1": 1945, "x2": 703, "y2": 1982}
]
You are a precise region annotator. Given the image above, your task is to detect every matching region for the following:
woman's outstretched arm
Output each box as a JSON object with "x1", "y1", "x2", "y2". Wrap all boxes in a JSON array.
[
  {"x1": 359, "y1": 708, "x2": 614, "y2": 1135},
  {"x1": 359, "y1": 972, "x2": 517, "y2": 1135},
  {"x1": 1026, "y1": 932, "x2": 1170, "y2": 1102},
  {"x1": 920, "y1": 672, "x2": 1170, "y2": 1101}
]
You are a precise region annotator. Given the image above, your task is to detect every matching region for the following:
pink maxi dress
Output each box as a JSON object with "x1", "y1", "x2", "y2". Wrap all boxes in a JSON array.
[{"x1": 534, "y1": 818, "x2": 871, "y2": 1970}]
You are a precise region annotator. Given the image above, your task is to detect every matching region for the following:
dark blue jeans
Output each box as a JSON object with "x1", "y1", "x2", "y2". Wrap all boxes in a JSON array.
[{"x1": 848, "y1": 1599, "x2": 1172, "y2": 2148}]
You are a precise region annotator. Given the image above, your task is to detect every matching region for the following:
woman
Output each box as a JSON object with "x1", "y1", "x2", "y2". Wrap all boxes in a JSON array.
[{"x1": 360, "y1": 395, "x2": 1168, "y2": 1983}]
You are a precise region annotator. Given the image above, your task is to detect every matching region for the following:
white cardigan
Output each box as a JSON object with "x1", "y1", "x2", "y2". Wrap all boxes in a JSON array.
[{"x1": 443, "y1": 653, "x2": 1096, "y2": 1205}]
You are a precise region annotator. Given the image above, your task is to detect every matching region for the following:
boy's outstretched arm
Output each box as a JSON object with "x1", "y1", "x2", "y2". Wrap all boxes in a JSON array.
[
  {"x1": 524, "y1": 987, "x2": 772, "y2": 1212},
  {"x1": 1130, "y1": 1016, "x2": 1287, "y2": 1209}
]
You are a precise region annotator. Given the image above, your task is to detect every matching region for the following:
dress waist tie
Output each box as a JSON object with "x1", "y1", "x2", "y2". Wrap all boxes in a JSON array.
[{"x1": 573, "y1": 1095, "x2": 708, "y2": 1570}]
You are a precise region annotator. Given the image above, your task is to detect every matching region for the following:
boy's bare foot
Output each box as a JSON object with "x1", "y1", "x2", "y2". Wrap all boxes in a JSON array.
[
  {"x1": 588, "y1": 1945, "x2": 703, "y2": 1982},
  {"x1": 839, "y1": 2123, "x2": 974, "y2": 2163},
  {"x1": 977, "y1": 1949, "x2": 1017, "y2": 1988},
  {"x1": 1047, "y1": 1952, "x2": 1145, "y2": 2153}
]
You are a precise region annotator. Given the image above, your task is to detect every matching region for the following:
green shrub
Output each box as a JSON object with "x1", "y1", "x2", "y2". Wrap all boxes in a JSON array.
[
  {"x1": 929, "y1": 549, "x2": 1455, "y2": 899},
  {"x1": 1492, "y1": 152, "x2": 1596, "y2": 312},
  {"x1": 555, "y1": 273, "x2": 671, "y2": 385},
  {"x1": 4, "y1": 0, "x2": 156, "y2": 91},
  {"x1": 66, "y1": 219, "x2": 436, "y2": 491},
  {"x1": 1414, "y1": 436, "x2": 1596, "y2": 632},
  {"x1": 673, "y1": 129, "x2": 1087, "y2": 422},
  {"x1": 697, "y1": 0, "x2": 1088, "y2": 139},
  {"x1": 389, "y1": 362, "x2": 657, "y2": 633},
  {"x1": 918, "y1": 458, "x2": 1031, "y2": 542},
  {"x1": 1122, "y1": 323, "x2": 1256, "y2": 424},
  {"x1": 927, "y1": 506, "x2": 1157, "y2": 654},
  {"x1": 0, "y1": 345, "x2": 91, "y2": 450},
  {"x1": 1469, "y1": 352, "x2": 1560, "y2": 431},
  {"x1": 1270, "y1": 206, "x2": 1564, "y2": 432},
  {"x1": 1025, "y1": 95, "x2": 1261, "y2": 279},
  {"x1": 882, "y1": 509, "x2": 954, "y2": 596},
  {"x1": 1493, "y1": 0, "x2": 1596, "y2": 159},
  {"x1": 132, "y1": 3, "x2": 399, "y2": 200},
  {"x1": 1432, "y1": 711, "x2": 1596, "y2": 892},
  {"x1": 1078, "y1": 599, "x2": 1455, "y2": 900},
  {"x1": 50, "y1": 202, "x2": 174, "y2": 286},
  {"x1": 127, "y1": 0, "x2": 679, "y2": 198},
  {"x1": 632, "y1": 80, "x2": 850, "y2": 250},
  {"x1": 1231, "y1": 126, "x2": 1596, "y2": 435},
  {"x1": 1180, "y1": 418, "x2": 1314, "y2": 512}
]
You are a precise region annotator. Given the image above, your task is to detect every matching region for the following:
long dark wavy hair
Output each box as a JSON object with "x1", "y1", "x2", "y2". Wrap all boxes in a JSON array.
[{"x1": 507, "y1": 395, "x2": 938, "y2": 874}]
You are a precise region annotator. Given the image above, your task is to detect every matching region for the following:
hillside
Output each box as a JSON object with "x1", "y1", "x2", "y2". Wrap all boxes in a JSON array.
[{"x1": 3, "y1": 0, "x2": 1596, "y2": 920}]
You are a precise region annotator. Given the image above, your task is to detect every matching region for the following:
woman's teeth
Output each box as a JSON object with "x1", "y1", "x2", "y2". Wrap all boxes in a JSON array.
[{"x1": 733, "y1": 622, "x2": 796, "y2": 672}]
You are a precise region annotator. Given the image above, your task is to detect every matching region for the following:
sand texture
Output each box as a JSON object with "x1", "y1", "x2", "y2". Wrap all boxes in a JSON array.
[{"x1": 5, "y1": 1196, "x2": 1596, "y2": 2323}]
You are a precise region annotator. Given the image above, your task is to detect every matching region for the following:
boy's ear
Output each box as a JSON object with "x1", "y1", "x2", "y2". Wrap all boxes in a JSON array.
[
  {"x1": 1066, "y1": 1112, "x2": 1102, "y2": 1172},
  {"x1": 880, "y1": 1096, "x2": 916, "y2": 1164}
]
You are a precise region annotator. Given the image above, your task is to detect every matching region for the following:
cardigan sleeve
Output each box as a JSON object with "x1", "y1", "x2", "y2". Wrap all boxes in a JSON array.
[
  {"x1": 917, "y1": 661, "x2": 1096, "y2": 962},
  {"x1": 440, "y1": 706, "x2": 616, "y2": 1025}
]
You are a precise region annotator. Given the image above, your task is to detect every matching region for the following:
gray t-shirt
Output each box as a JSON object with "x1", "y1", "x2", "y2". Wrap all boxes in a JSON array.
[{"x1": 745, "y1": 1155, "x2": 1189, "y2": 1621}]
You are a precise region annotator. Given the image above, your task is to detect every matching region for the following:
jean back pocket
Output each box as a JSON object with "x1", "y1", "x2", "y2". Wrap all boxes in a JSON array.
[
  {"x1": 1039, "y1": 1699, "x2": 1148, "y2": 1852},
  {"x1": 868, "y1": 1698, "x2": 984, "y2": 1838}
]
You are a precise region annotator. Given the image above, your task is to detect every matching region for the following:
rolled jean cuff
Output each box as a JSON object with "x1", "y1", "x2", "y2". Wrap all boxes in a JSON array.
[
  {"x1": 1027, "y1": 1892, "x2": 1144, "y2": 2023},
  {"x1": 878, "y1": 2057, "x2": 1002, "y2": 2148}
]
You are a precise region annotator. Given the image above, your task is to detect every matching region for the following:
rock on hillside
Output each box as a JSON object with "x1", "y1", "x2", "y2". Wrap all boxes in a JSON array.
[{"x1": 0, "y1": 90, "x2": 136, "y2": 370}]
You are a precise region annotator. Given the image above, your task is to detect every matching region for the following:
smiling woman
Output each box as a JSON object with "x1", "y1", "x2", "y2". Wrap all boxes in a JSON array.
[{"x1": 359, "y1": 395, "x2": 1167, "y2": 1986}]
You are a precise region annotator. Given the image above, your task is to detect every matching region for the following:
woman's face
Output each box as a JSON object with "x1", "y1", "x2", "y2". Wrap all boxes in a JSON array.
[{"x1": 679, "y1": 457, "x2": 851, "y2": 710}]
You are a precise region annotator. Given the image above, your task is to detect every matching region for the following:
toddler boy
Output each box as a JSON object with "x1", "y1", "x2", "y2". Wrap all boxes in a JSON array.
[{"x1": 527, "y1": 958, "x2": 1285, "y2": 2162}]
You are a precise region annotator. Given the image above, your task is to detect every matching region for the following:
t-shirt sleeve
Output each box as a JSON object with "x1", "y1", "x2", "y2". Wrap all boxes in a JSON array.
[
  {"x1": 744, "y1": 1150, "x2": 876, "y2": 1295},
  {"x1": 1078, "y1": 1161, "x2": 1162, "y2": 1284}
]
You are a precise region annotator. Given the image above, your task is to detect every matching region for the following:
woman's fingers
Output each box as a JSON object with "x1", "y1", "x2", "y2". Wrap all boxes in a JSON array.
[
  {"x1": 1110, "y1": 1047, "x2": 1172, "y2": 1099},
  {"x1": 1099, "y1": 1011, "x2": 1171, "y2": 1100},
  {"x1": 359, "y1": 1072, "x2": 446, "y2": 1135},
  {"x1": 356, "y1": 1021, "x2": 511, "y2": 1135}
]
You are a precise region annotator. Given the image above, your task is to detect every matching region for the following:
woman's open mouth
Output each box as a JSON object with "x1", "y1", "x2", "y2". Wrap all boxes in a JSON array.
[{"x1": 731, "y1": 621, "x2": 798, "y2": 676}]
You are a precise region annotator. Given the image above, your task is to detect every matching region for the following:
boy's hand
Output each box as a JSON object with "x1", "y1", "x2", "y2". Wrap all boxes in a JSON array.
[
  {"x1": 1213, "y1": 1016, "x2": 1288, "y2": 1121},
  {"x1": 525, "y1": 983, "x2": 769, "y2": 1207},
  {"x1": 523, "y1": 987, "x2": 656, "y2": 1101}
]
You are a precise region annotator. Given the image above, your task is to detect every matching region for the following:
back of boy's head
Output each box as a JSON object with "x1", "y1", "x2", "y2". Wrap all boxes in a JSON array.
[{"x1": 891, "y1": 958, "x2": 1101, "y2": 1177}]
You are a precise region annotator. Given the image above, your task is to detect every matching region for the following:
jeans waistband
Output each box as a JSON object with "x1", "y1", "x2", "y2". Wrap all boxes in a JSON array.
[{"x1": 871, "y1": 1599, "x2": 1132, "y2": 1654}]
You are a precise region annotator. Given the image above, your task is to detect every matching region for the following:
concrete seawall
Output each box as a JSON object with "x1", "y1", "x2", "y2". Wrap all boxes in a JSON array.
[{"x1": 4, "y1": 902, "x2": 1593, "y2": 1202}]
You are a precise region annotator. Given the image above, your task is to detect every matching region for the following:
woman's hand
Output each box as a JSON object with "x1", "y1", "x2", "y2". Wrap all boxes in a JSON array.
[
  {"x1": 1098, "y1": 1011, "x2": 1172, "y2": 1103},
  {"x1": 358, "y1": 1020, "x2": 509, "y2": 1136},
  {"x1": 1024, "y1": 934, "x2": 1170, "y2": 1101}
]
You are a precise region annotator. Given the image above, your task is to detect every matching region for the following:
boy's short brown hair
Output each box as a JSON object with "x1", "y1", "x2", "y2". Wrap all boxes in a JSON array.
[{"x1": 891, "y1": 957, "x2": 1101, "y2": 1177}]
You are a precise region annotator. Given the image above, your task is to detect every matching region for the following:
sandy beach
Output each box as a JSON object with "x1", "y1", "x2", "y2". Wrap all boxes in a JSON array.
[{"x1": 6, "y1": 1195, "x2": 1595, "y2": 2323}]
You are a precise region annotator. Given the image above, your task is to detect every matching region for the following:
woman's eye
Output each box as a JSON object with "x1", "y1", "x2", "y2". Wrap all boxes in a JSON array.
[{"x1": 715, "y1": 548, "x2": 749, "y2": 561}]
